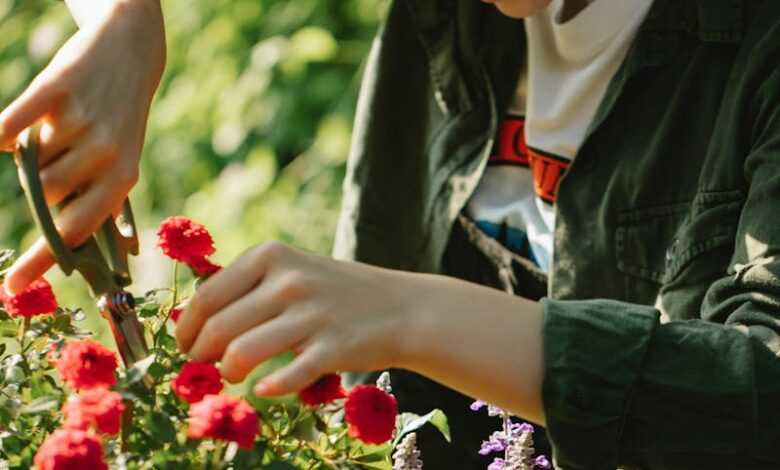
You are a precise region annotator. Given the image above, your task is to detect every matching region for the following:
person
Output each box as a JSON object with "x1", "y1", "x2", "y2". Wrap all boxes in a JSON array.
[{"x1": 3, "y1": 0, "x2": 780, "y2": 468}]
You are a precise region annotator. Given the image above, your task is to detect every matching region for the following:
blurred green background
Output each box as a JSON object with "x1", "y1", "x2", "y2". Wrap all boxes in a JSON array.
[{"x1": 0, "y1": 0, "x2": 384, "y2": 342}]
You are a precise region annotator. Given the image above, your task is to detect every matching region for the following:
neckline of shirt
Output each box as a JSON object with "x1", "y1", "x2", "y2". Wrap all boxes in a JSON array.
[{"x1": 530, "y1": 0, "x2": 654, "y2": 63}]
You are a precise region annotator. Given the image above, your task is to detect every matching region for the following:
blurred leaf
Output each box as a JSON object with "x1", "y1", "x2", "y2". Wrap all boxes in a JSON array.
[
  {"x1": 393, "y1": 409, "x2": 451, "y2": 446},
  {"x1": 19, "y1": 395, "x2": 58, "y2": 414}
]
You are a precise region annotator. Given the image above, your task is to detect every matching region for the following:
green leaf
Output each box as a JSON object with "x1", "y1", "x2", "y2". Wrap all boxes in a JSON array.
[
  {"x1": 265, "y1": 462, "x2": 300, "y2": 470},
  {"x1": 148, "y1": 411, "x2": 177, "y2": 444},
  {"x1": 0, "y1": 321, "x2": 17, "y2": 338},
  {"x1": 123, "y1": 354, "x2": 157, "y2": 386},
  {"x1": 0, "y1": 343, "x2": 6, "y2": 358},
  {"x1": 19, "y1": 396, "x2": 59, "y2": 414},
  {"x1": 0, "y1": 249, "x2": 15, "y2": 272},
  {"x1": 393, "y1": 409, "x2": 451, "y2": 446}
]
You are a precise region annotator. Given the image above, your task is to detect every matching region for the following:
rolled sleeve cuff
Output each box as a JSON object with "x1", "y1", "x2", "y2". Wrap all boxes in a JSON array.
[{"x1": 541, "y1": 298, "x2": 660, "y2": 469}]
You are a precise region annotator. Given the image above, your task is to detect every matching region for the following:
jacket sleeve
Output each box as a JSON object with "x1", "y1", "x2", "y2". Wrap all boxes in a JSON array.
[{"x1": 540, "y1": 48, "x2": 780, "y2": 470}]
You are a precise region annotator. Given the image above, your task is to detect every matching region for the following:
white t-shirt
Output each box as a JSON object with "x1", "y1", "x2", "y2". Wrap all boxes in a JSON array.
[{"x1": 467, "y1": 0, "x2": 653, "y2": 272}]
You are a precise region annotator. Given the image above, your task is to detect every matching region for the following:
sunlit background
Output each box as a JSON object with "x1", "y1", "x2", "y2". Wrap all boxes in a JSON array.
[{"x1": 0, "y1": 0, "x2": 385, "y2": 348}]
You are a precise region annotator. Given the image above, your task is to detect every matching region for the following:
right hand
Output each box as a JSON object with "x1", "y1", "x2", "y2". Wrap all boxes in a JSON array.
[{"x1": 1, "y1": 0, "x2": 166, "y2": 295}]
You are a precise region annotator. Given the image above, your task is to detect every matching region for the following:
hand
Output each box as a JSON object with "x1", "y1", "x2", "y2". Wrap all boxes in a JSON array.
[
  {"x1": 1, "y1": 0, "x2": 165, "y2": 294},
  {"x1": 175, "y1": 242, "x2": 546, "y2": 425}
]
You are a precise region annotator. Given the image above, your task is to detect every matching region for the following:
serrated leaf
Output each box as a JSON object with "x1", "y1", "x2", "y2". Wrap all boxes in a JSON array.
[
  {"x1": 19, "y1": 396, "x2": 59, "y2": 414},
  {"x1": 393, "y1": 409, "x2": 450, "y2": 446}
]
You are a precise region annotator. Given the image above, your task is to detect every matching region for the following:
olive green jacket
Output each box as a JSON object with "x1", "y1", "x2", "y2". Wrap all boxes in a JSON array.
[{"x1": 334, "y1": 0, "x2": 780, "y2": 468}]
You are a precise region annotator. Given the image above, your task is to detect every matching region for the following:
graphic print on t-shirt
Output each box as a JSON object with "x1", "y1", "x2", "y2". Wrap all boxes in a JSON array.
[
  {"x1": 468, "y1": 0, "x2": 653, "y2": 273},
  {"x1": 489, "y1": 115, "x2": 570, "y2": 204}
]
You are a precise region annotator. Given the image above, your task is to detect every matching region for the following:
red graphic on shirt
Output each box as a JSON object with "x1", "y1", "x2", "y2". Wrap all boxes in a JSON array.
[{"x1": 489, "y1": 115, "x2": 570, "y2": 204}]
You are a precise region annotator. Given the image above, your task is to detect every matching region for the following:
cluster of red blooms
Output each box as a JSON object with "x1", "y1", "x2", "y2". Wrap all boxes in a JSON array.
[
  {"x1": 0, "y1": 278, "x2": 58, "y2": 317},
  {"x1": 36, "y1": 340, "x2": 121, "y2": 469},
  {"x1": 157, "y1": 216, "x2": 222, "y2": 276},
  {"x1": 28, "y1": 216, "x2": 400, "y2": 468},
  {"x1": 299, "y1": 374, "x2": 399, "y2": 445}
]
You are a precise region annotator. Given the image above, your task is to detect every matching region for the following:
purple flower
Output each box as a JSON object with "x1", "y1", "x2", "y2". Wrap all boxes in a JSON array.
[
  {"x1": 509, "y1": 422, "x2": 534, "y2": 436},
  {"x1": 534, "y1": 455, "x2": 551, "y2": 469},
  {"x1": 487, "y1": 405, "x2": 504, "y2": 417},
  {"x1": 470, "y1": 400, "x2": 487, "y2": 412},
  {"x1": 487, "y1": 458, "x2": 506, "y2": 470},
  {"x1": 479, "y1": 435, "x2": 507, "y2": 455}
]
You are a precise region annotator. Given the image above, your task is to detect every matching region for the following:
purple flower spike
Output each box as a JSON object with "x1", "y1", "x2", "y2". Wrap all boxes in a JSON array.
[
  {"x1": 487, "y1": 457, "x2": 506, "y2": 470},
  {"x1": 470, "y1": 400, "x2": 487, "y2": 412},
  {"x1": 534, "y1": 455, "x2": 552, "y2": 469}
]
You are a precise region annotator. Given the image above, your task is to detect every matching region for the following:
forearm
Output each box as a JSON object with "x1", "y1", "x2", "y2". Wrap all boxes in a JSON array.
[{"x1": 396, "y1": 273, "x2": 546, "y2": 425}]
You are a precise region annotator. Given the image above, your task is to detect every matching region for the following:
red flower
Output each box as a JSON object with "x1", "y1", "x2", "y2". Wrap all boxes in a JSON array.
[
  {"x1": 298, "y1": 374, "x2": 346, "y2": 406},
  {"x1": 54, "y1": 340, "x2": 118, "y2": 390},
  {"x1": 188, "y1": 394, "x2": 259, "y2": 449},
  {"x1": 170, "y1": 308, "x2": 183, "y2": 323},
  {"x1": 344, "y1": 385, "x2": 398, "y2": 444},
  {"x1": 189, "y1": 256, "x2": 222, "y2": 277},
  {"x1": 34, "y1": 429, "x2": 107, "y2": 470},
  {"x1": 172, "y1": 362, "x2": 224, "y2": 404},
  {"x1": 157, "y1": 216, "x2": 216, "y2": 264},
  {"x1": 63, "y1": 389, "x2": 125, "y2": 436},
  {"x1": 2, "y1": 278, "x2": 57, "y2": 318}
]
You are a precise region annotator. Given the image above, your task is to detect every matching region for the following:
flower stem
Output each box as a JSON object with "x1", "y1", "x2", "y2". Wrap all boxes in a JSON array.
[{"x1": 17, "y1": 317, "x2": 30, "y2": 347}]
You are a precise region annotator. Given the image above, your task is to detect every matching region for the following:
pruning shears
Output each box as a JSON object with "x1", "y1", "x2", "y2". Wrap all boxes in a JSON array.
[{"x1": 13, "y1": 124, "x2": 149, "y2": 369}]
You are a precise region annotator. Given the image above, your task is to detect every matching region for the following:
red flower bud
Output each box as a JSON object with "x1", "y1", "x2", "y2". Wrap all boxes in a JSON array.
[
  {"x1": 54, "y1": 340, "x2": 118, "y2": 390},
  {"x1": 188, "y1": 394, "x2": 259, "y2": 449},
  {"x1": 298, "y1": 374, "x2": 346, "y2": 406},
  {"x1": 172, "y1": 362, "x2": 224, "y2": 404},
  {"x1": 34, "y1": 429, "x2": 107, "y2": 470},
  {"x1": 63, "y1": 389, "x2": 125, "y2": 436},
  {"x1": 344, "y1": 385, "x2": 398, "y2": 444},
  {"x1": 1, "y1": 278, "x2": 57, "y2": 318}
]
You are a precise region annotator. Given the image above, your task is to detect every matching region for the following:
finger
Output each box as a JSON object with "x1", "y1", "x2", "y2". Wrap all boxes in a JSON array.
[
  {"x1": 39, "y1": 145, "x2": 114, "y2": 207},
  {"x1": 219, "y1": 313, "x2": 315, "y2": 384},
  {"x1": 253, "y1": 344, "x2": 330, "y2": 396},
  {"x1": 38, "y1": 121, "x2": 87, "y2": 167},
  {"x1": 176, "y1": 242, "x2": 289, "y2": 352},
  {"x1": 0, "y1": 77, "x2": 59, "y2": 150},
  {"x1": 3, "y1": 175, "x2": 130, "y2": 294},
  {"x1": 187, "y1": 281, "x2": 287, "y2": 363}
]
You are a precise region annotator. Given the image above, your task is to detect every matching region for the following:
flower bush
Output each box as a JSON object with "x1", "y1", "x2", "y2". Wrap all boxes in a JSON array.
[{"x1": 0, "y1": 218, "x2": 450, "y2": 469}]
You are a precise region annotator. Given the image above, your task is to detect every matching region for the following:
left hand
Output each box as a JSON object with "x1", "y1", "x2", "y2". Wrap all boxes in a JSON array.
[{"x1": 175, "y1": 242, "x2": 417, "y2": 392}]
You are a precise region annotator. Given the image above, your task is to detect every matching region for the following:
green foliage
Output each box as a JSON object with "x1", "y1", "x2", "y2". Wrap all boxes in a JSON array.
[{"x1": 0, "y1": 0, "x2": 387, "y2": 333}]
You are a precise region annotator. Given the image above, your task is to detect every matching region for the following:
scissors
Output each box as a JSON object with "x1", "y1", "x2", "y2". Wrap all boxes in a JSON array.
[{"x1": 13, "y1": 124, "x2": 149, "y2": 370}]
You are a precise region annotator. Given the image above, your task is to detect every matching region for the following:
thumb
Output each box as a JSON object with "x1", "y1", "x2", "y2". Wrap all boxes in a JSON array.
[{"x1": 0, "y1": 78, "x2": 57, "y2": 151}]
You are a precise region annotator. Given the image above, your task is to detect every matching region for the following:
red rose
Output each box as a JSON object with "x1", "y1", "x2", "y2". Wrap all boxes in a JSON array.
[
  {"x1": 170, "y1": 308, "x2": 183, "y2": 323},
  {"x1": 2, "y1": 278, "x2": 57, "y2": 318},
  {"x1": 157, "y1": 216, "x2": 216, "y2": 263},
  {"x1": 188, "y1": 394, "x2": 259, "y2": 449},
  {"x1": 34, "y1": 429, "x2": 107, "y2": 470},
  {"x1": 63, "y1": 389, "x2": 125, "y2": 436},
  {"x1": 54, "y1": 340, "x2": 118, "y2": 390},
  {"x1": 172, "y1": 362, "x2": 224, "y2": 404},
  {"x1": 298, "y1": 374, "x2": 346, "y2": 406},
  {"x1": 189, "y1": 256, "x2": 222, "y2": 277},
  {"x1": 344, "y1": 385, "x2": 398, "y2": 444}
]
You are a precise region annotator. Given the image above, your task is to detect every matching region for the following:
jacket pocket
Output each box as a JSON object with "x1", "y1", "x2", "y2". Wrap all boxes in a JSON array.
[{"x1": 615, "y1": 190, "x2": 744, "y2": 285}]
